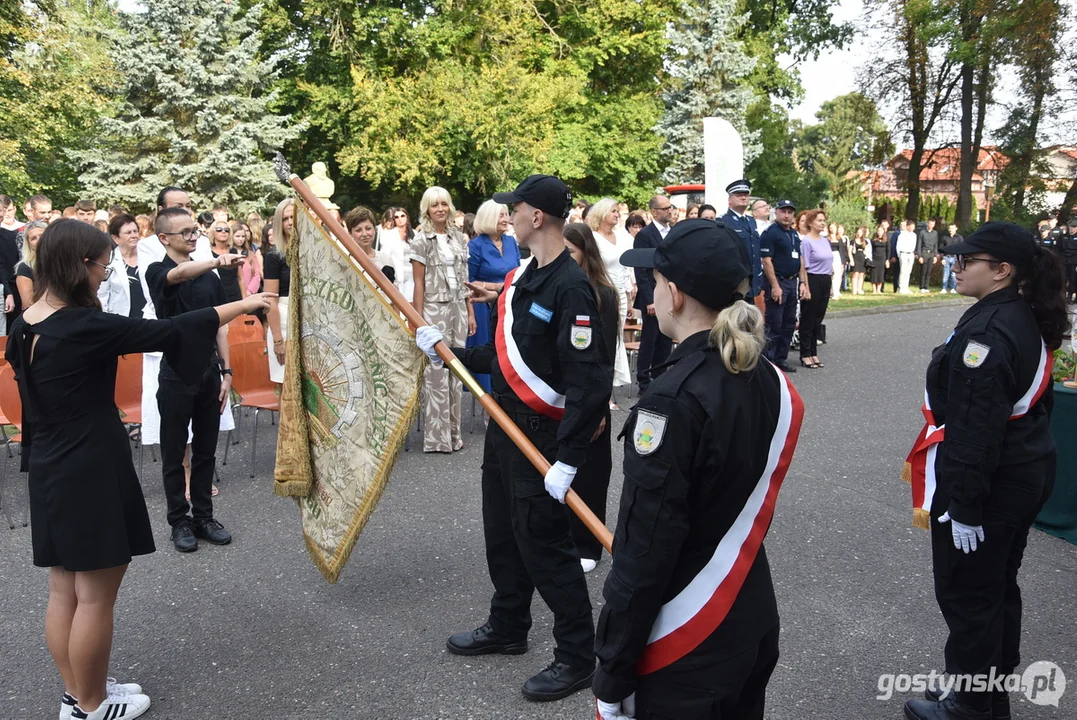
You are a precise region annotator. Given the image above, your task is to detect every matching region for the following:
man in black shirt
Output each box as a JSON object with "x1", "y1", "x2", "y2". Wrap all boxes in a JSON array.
[
  {"x1": 147, "y1": 207, "x2": 244, "y2": 552},
  {"x1": 916, "y1": 218, "x2": 940, "y2": 293},
  {"x1": 415, "y1": 175, "x2": 612, "y2": 702},
  {"x1": 760, "y1": 199, "x2": 801, "y2": 372}
]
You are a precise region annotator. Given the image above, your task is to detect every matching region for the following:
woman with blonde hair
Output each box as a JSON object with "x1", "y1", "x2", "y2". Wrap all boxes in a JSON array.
[
  {"x1": 596, "y1": 219, "x2": 803, "y2": 720},
  {"x1": 264, "y1": 198, "x2": 294, "y2": 384},
  {"x1": 15, "y1": 219, "x2": 47, "y2": 313},
  {"x1": 586, "y1": 197, "x2": 634, "y2": 395},
  {"x1": 466, "y1": 199, "x2": 520, "y2": 392},
  {"x1": 231, "y1": 220, "x2": 263, "y2": 300},
  {"x1": 410, "y1": 186, "x2": 474, "y2": 453}
]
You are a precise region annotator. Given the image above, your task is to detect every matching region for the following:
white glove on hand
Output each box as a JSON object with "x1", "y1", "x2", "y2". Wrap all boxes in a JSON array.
[
  {"x1": 938, "y1": 511, "x2": 985, "y2": 554},
  {"x1": 415, "y1": 325, "x2": 444, "y2": 367},
  {"x1": 596, "y1": 693, "x2": 636, "y2": 719},
  {"x1": 544, "y1": 461, "x2": 576, "y2": 503}
]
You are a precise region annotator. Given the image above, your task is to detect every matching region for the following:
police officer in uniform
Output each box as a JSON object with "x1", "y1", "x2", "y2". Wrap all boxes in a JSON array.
[
  {"x1": 760, "y1": 199, "x2": 800, "y2": 372},
  {"x1": 903, "y1": 222, "x2": 1067, "y2": 720},
  {"x1": 593, "y1": 219, "x2": 805, "y2": 720},
  {"x1": 1059, "y1": 217, "x2": 1077, "y2": 302},
  {"x1": 720, "y1": 179, "x2": 762, "y2": 302},
  {"x1": 415, "y1": 175, "x2": 612, "y2": 701}
]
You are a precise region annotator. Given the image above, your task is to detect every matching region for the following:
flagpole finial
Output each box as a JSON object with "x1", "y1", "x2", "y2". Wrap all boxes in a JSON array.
[{"x1": 273, "y1": 153, "x2": 295, "y2": 184}]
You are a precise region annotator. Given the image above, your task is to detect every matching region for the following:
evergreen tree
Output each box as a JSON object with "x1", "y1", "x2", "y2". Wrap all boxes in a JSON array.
[
  {"x1": 656, "y1": 0, "x2": 759, "y2": 185},
  {"x1": 79, "y1": 0, "x2": 302, "y2": 214}
]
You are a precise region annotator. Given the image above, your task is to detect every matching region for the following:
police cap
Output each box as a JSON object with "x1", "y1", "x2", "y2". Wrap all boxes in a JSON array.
[
  {"x1": 775, "y1": 199, "x2": 796, "y2": 211},
  {"x1": 493, "y1": 175, "x2": 572, "y2": 219},
  {"x1": 725, "y1": 179, "x2": 751, "y2": 195},
  {"x1": 619, "y1": 218, "x2": 750, "y2": 310},
  {"x1": 940, "y1": 221, "x2": 1037, "y2": 267}
]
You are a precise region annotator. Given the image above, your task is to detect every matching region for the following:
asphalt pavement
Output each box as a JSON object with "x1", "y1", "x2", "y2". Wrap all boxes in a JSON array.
[{"x1": 1, "y1": 303, "x2": 1074, "y2": 719}]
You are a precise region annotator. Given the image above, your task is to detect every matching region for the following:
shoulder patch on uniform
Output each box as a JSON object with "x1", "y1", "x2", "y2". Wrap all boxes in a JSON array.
[
  {"x1": 963, "y1": 340, "x2": 990, "y2": 368},
  {"x1": 633, "y1": 409, "x2": 668, "y2": 456},
  {"x1": 570, "y1": 319, "x2": 592, "y2": 349}
]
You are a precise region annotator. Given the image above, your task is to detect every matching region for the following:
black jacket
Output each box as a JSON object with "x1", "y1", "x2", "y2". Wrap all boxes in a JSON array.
[
  {"x1": 632, "y1": 223, "x2": 663, "y2": 310},
  {"x1": 927, "y1": 286, "x2": 1055, "y2": 526},
  {"x1": 593, "y1": 331, "x2": 802, "y2": 702},
  {"x1": 454, "y1": 250, "x2": 612, "y2": 466},
  {"x1": 916, "y1": 229, "x2": 939, "y2": 257},
  {"x1": 0, "y1": 227, "x2": 20, "y2": 303}
]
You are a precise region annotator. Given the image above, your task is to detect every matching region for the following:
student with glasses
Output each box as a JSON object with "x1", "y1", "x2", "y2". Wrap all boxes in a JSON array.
[
  {"x1": 8, "y1": 219, "x2": 271, "y2": 720},
  {"x1": 903, "y1": 222, "x2": 1068, "y2": 720}
]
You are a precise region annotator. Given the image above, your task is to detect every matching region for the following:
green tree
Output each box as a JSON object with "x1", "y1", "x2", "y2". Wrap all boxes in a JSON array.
[
  {"x1": 744, "y1": 102, "x2": 827, "y2": 209},
  {"x1": 0, "y1": 1, "x2": 116, "y2": 203},
  {"x1": 657, "y1": 0, "x2": 759, "y2": 185},
  {"x1": 252, "y1": 0, "x2": 675, "y2": 210},
  {"x1": 79, "y1": 0, "x2": 302, "y2": 214},
  {"x1": 796, "y1": 92, "x2": 893, "y2": 202}
]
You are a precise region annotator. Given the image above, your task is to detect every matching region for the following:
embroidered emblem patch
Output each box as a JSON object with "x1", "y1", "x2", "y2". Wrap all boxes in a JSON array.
[
  {"x1": 571, "y1": 324, "x2": 592, "y2": 350},
  {"x1": 633, "y1": 409, "x2": 668, "y2": 456},
  {"x1": 963, "y1": 341, "x2": 990, "y2": 368},
  {"x1": 529, "y1": 302, "x2": 553, "y2": 323}
]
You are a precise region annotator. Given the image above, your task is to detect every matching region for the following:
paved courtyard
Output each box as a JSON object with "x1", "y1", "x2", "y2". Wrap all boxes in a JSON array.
[{"x1": 1, "y1": 304, "x2": 1074, "y2": 719}]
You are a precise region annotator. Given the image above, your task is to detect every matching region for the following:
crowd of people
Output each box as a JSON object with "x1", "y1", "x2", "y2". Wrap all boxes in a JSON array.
[{"x1": 2, "y1": 176, "x2": 1070, "y2": 720}]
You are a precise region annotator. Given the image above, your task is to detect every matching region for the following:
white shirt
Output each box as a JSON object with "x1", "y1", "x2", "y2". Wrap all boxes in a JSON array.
[
  {"x1": 378, "y1": 229, "x2": 413, "y2": 300},
  {"x1": 652, "y1": 220, "x2": 670, "y2": 238},
  {"x1": 97, "y1": 248, "x2": 132, "y2": 317},
  {"x1": 436, "y1": 233, "x2": 458, "y2": 291},
  {"x1": 896, "y1": 230, "x2": 917, "y2": 254},
  {"x1": 595, "y1": 229, "x2": 633, "y2": 292}
]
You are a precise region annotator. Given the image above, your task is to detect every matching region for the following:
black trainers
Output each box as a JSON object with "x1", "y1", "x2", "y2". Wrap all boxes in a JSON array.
[
  {"x1": 193, "y1": 518, "x2": 232, "y2": 545},
  {"x1": 170, "y1": 519, "x2": 197, "y2": 553},
  {"x1": 521, "y1": 661, "x2": 594, "y2": 701}
]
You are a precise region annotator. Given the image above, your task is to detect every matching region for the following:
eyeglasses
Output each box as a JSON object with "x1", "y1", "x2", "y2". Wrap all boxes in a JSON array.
[
  {"x1": 653, "y1": 205, "x2": 672, "y2": 211},
  {"x1": 954, "y1": 255, "x2": 1000, "y2": 271},
  {"x1": 161, "y1": 229, "x2": 198, "y2": 240},
  {"x1": 87, "y1": 260, "x2": 113, "y2": 279}
]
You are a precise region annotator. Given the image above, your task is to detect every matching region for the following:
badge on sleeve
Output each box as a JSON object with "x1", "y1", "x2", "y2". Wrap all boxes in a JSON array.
[
  {"x1": 633, "y1": 409, "x2": 668, "y2": 456},
  {"x1": 963, "y1": 341, "x2": 990, "y2": 368},
  {"x1": 571, "y1": 315, "x2": 592, "y2": 350}
]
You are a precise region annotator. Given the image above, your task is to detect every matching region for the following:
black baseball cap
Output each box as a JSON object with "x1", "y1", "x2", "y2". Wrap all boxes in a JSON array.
[
  {"x1": 940, "y1": 221, "x2": 1037, "y2": 266},
  {"x1": 493, "y1": 175, "x2": 572, "y2": 219},
  {"x1": 619, "y1": 219, "x2": 750, "y2": 310},
  {"x1": 775, "y1": 199, "x2": 796, "y2": 210}
]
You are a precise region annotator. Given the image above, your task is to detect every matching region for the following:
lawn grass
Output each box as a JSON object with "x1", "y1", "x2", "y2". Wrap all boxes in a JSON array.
[{"x1": 826, "y1": 288, "x2": 971, "y2": 311}]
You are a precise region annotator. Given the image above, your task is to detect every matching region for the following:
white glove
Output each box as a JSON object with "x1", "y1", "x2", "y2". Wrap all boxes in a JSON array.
[
  {"x1": 596, "y1": 693, "x2": 636, "y2": 719},
  {"x1": 415, "y1": 325, "x2": 444, "y2": 367},
  {"x1": 938, "y1": 511, "x2": 985, "y2": 554},
  {"x1": 543, "y1": 461, "x2": 576, "y2": 503}
]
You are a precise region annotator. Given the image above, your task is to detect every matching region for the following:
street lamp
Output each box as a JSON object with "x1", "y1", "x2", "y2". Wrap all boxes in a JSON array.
[{"x1": 983, "y1": 173, "x2": 995, "y2": 223}]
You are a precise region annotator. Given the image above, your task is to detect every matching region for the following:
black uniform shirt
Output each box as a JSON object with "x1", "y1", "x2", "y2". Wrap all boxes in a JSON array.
[
  {"x1": 454, "y1": 250, "x2": 612, "y2": 466},
  {"x1": 759, "y1": 223, "x2": 801, "y2": 278},
  {"x1": 146, "y1": 255, "x2": 225, "y2": 382},
  {"x1": 927, "y1": 285, "x2": 1055, "y2": 526},
  {"x1": 917, "y1": 229, "x2": 939, "y2": 257},
  {"x1": 593, "y1": 330, "x2": 791, "y2": 702}
]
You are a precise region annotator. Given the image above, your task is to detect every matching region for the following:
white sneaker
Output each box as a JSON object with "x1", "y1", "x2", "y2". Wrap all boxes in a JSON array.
[
  {"x1": 581, "y1": 558, "x2": 598, "y2": 573},
  {"x1": 60, "y1": 680, "x2": 143, "y2": 720},
  {"x1": 71, "y1": 693, "x2": 150, "y2": 720}
]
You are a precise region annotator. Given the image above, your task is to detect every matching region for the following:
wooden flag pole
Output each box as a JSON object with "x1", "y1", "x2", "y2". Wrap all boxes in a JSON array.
[{"x1": 273, "y1": 155, "x2": 614, "y2": 554}]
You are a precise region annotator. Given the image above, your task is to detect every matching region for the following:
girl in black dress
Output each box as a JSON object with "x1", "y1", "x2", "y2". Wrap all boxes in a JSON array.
[
  {"x1": 870, "y1": 224, "x2": 890, "y2": 293},
  {"x1": 850, "y1": 226, "x2": 869, "y2": 295},
  {"x1": 562, "y1": 223, "x2": 619, "y2": 572},
  {"x1": 8, "y1": 220, "x2": 272, "y2": 720}
]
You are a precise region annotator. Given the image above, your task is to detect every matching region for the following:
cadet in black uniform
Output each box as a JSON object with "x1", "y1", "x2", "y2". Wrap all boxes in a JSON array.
[
  {"x1": 903, "y1": 222, "x2": 1067, "y2": 720},
  {"x1": 760, "y1": 199, "x2": 801, "y2": 372},
  {"x1": 415, "y1": 175, "x2": 612, "y2": 701},
  {"x1": 593, "y1": 219, "x2": 805, "y2": 720},
  {"x1": 146, "y1": 207, "x2": 244, "y2": 553},
  {"x1": 1059, "y1": 217, "x2": 1077, "y2": 302}
]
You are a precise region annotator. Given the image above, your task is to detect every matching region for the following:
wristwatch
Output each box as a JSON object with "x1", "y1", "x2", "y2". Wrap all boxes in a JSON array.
[{"x1": 221, "y1": 368, "x2": 233, "y2": 376}]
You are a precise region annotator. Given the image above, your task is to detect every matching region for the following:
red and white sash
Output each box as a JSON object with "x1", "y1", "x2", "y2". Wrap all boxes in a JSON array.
[
  {"x1": 636, "y1": 364, "x2": 804, "y2": 675},
  {"x1": 902, "y1": 341, "x2": 1052, "y2": 528},
  {"x1": 495, "y1": 267, "x2": 566, "y2": 420}
]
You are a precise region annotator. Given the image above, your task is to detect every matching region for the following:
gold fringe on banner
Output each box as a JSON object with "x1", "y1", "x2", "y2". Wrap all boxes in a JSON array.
[{"x1": 912, "y1": 507, "x2": 930, "y2": 530}]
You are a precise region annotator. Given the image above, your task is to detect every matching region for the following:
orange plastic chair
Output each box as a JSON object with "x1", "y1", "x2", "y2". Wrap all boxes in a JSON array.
[
  {"x1": 230, "y1": 340, "x2": 280, "y2": 477},
  {"x1": 227, "y1": 317, "x2": 263, "y2": 345},
  {"x1": 115, "y1": 353, "x2": 145, "y2": 474},
  {"x1": 0, "y1": 365, "x2": 26, "y2": 528}
]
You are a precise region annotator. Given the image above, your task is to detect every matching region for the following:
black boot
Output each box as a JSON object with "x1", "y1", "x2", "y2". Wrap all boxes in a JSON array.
[
  {"x1": 905, "y1": 693, "x2": 992, "y2": 720},
  {"x1": 925, "y1": 687, "x2": 1011, "y2": 720},
  {"x1": 446, "y1": 622, "x2": 527, "y2": 656},
  {"x1": 521, "y1": 661, "x2": 594, "y2": 701}
]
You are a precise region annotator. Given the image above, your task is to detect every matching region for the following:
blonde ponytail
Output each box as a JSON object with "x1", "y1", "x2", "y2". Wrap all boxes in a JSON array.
[{"x1": 708, "y1": 281, "x2": 765, "y2": 374}]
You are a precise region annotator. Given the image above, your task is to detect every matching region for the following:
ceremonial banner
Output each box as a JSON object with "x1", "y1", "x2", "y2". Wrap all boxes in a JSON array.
[{"x1": 275, "y1": 200, "x2": 425, "y2": 583}]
